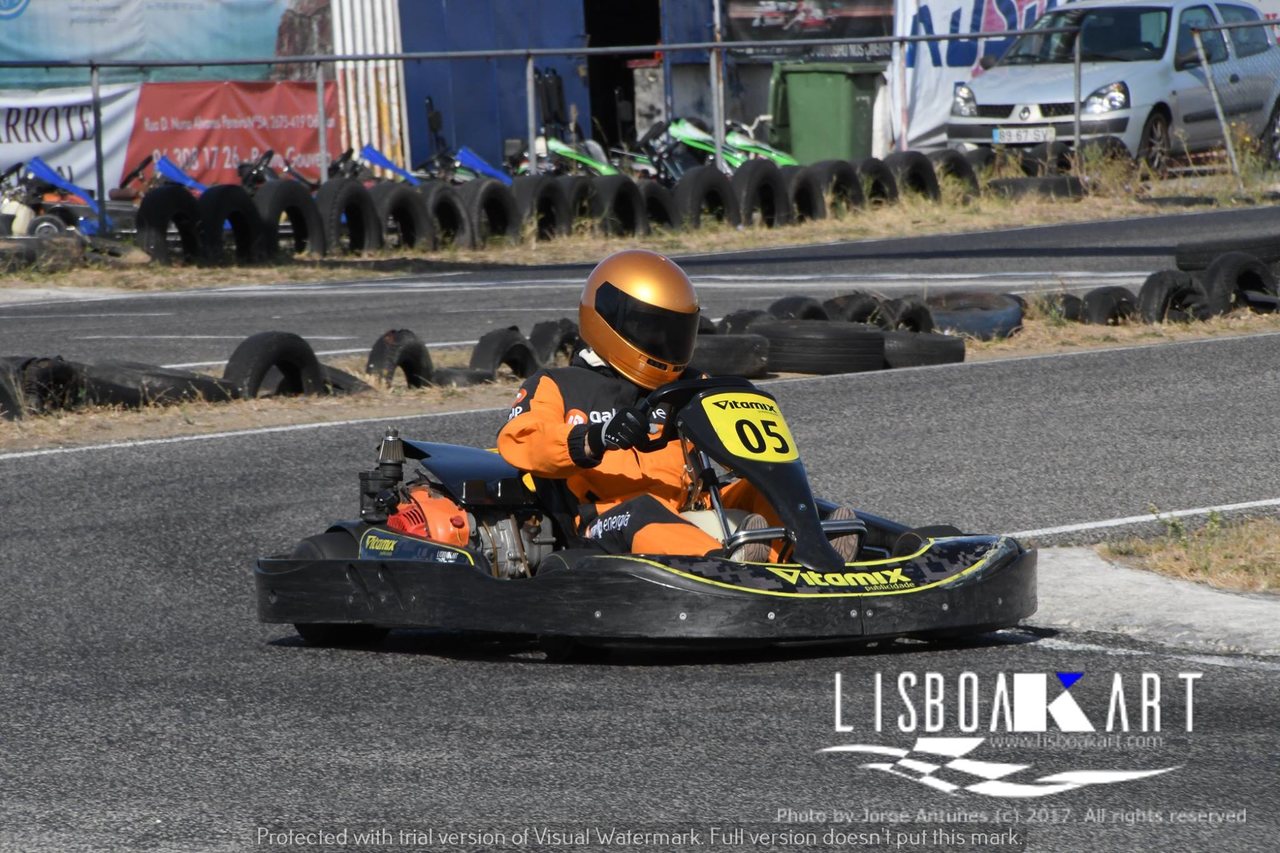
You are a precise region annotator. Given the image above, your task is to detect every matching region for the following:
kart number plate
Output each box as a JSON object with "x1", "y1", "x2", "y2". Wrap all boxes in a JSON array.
[
  {"x1": 701, "y1": 392, "x2": 798, "y2": 463},
  {"x1": 993, "y1": 126, "x2": 1055, "y2": 144}
]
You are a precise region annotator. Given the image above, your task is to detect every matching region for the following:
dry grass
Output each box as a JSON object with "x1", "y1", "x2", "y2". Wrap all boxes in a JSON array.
[
  {"x1": 967, "y1": 302, "x2": 1280, "y2": 361},
  {"x1": 1101, "y1": 513, "x2": 1280, "y2": 593}
]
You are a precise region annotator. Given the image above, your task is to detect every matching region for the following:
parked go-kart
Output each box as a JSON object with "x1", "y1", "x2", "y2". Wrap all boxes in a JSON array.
[{"x1": 255, "y1": 376, "x2": 1036, "y2": 650}]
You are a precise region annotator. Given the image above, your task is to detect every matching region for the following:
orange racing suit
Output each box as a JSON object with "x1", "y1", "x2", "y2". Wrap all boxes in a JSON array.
[{"x1": 497, "y1": 359, "x2": 773, "y2": 556}]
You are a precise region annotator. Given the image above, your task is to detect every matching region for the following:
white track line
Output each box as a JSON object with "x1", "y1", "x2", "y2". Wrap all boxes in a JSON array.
[
  {"x1": 83, "y1": 335, "x2": 357, "y2": 341},
  {"x1": 1008, "y1": 497, "x2": 1280, "y2": 539},
  {"x1": 0, "y1": 405, "x2": 507, "y2": 462},
  {"x1": 0, "y1": 312, "x2": 175, "y2": 319}
]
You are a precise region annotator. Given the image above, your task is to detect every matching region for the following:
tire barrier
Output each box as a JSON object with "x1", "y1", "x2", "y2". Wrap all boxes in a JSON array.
[
  {"x1": 689, "y1": 333, "x2": 769, "y2": 378},
  {"x1": 136, "y1": 184, "x2": 202, "y2": 265},
  {"x1": 458, "y1": 178, "x2": 521, "y2": 246},
  {"x1": 822, "y1": 291, "x2": 884, "y2": 324},
  {"x1": 925, "y1": 291, "x2": 1024, "y2": 340},
  {"x1": 419, "y1": 181, "x2": 474, "y2": 250},
  {"x1": 1174, "y1": 232, "x2": 1280, "y2": 271},
  {"x1": 782, "y1": 165, "x2": 827, "y2": 222},
  {"x1": 750, "y1": 319, "x2": 885, "y2": 375},
  {"x1": 80, "y1": 361, "x2": 238, "y2": 406},
  {"x1": 253, "y1": 179, "x2": 326, "y2": 259},
  {"x1": 468, "y1": 327, "x2": 541, "y2": 379},
  {"x1": 638, "y1": 180, "x2": 680, "y2": 231},
  {"x1": 674, "y1": 165, "x2": 741, "y2": 228},
  {"x1": 1137, "y1": 270, "x2": 1209, "y2": 323},
  {"x1": 1081, "y1": 286, "x2": 1137, "y2": 326},
  {"x1": 316, "y1": 177, "x2": 384, "y2": 254},
  {"x1": 878, "y1": 296, "x2": 935, "y2": 333},
  {"x1": 732, "y1": 159, "x2": 793, "y2": 228},
  {"x1": 367, "y1": 328, "x2": 434, "y2": 388},
  {"x1": 589, "y1": 175, "x2": 649, "y2": 237},
  {"x1": 1197, "y1": 251, "x2": 1277, "y2": 316},
  {"x1": 223, "y1": 331, "x2": 325, "y2": 398},
  {"x1": 197, "y1": 184, "x2": 262, "y2": 266},
  {"x1": 1020, "y1": 141, "x2": 1073, "y2": 177},
  {"x1": 854, "y1": 158, "x2": 899, "y2": 205},
  {"x1": 320, "y1": 365, "x2": 375, "y2": 396},
  {"x1": 528, "y1": 318, "x2": 581, "y2": 366},
  {"x1": 926, "y1": 149, "x2": 980, "y2": 199},
  {"x1": 20, "y1": 356, "x2": 86, "y2": 413},
  {"x1": 768, "y1": 295, "x2": 829, "y2": 321},
  {"x1": 882, "y1": 151, "x2": 941, "y2": 202},
  {"x1": 883, "y1": 330, "x2": 966, "y2": 368},
  {"x1": 556, "y1": 176, "x2": 593, "y2": 226},
  {"x1": 512, "y1": 175, "x2": 572, "y2": 240},
  {"x1": 717, "y1": 308, "x2": 770, "y2": 334},
  {"x1": 369, "y1": 182, "x2": 435, "y2": 251},
  {"x1": 987, "y1": 176, "x2": 1084, "y2": 201},
  {"x1": 807, "y1": 159, "x2": 864, "y2": 216},
  {"x1": 5, "y1": 144, "x2": 1145, "y2": 274},
  {"x1": 1034, "y1": 292, "x2": 1085, "y2": 323},
  {"x1": 0, "y1": 356, "x2": 25, "y2": 419}
]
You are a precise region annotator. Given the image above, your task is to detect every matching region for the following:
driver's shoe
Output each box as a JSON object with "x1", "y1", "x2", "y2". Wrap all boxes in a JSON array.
[
  {"x1": 827, "y1": 506, "x2": 861, "y2": 562},
  {"x1": 730, "y1": 513, "x2": 771, "y2": 563}
]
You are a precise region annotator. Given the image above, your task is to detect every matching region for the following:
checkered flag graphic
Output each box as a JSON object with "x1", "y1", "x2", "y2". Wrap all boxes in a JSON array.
[{"x1": 820, "y1": 738, "x2": 1177, "y2": 798}]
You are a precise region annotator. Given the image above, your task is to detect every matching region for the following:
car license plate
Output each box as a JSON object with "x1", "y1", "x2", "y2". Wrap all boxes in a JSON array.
[{"x1": 993, "y1": 126, "x2": 1056, "y2": 144}]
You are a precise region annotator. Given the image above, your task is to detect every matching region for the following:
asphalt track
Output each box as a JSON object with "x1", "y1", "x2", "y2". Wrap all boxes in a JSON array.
[
  {"x1": 3, "y1": 209, "x2": 1280, "y2": 852},
  {"x1": 3, "y1": 205, "x2": 1280, "y2": 369}
]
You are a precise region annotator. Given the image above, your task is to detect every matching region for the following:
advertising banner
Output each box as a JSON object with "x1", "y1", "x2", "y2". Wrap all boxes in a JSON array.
[
  {"x1": 0, "y1": 0, "x2": 294, "y2": 88},
  {"x1": 890, "y1": 0, "x2": 1059, "y2": 149},
  {"x1": 727, "y1": 1, "x2": 895, "y2": 61},
  {"x1": 0, "y1": 84, "x2": 141, "y2": 188},
  {"x1": 0, "y1": 80, "x2": 338, "y2": 190},
  {"x1": 125, "y1": 81, "x2": 340, "y2": 186}
]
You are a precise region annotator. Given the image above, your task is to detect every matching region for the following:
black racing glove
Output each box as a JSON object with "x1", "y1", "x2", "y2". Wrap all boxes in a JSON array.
[{"x1": 586, "y1": 406, "x2": 648, "y2": 458}]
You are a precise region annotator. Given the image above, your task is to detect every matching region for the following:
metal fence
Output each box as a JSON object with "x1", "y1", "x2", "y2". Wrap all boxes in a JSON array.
[
  {"x1": 9, "y1": 17, "x2": 1276, "y2": 232},
  {"x1": 1192, "y1": 18, "x2": 1280, "y2": 188}
]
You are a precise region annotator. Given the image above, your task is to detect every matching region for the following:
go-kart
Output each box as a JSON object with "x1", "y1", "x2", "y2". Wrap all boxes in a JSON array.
[{"x1": 255, "y1": 376, "x2": 1036, "y2": 649}]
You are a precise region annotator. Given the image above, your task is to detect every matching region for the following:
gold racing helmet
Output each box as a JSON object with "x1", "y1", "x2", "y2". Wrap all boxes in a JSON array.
[{"x1": 578, "y1": 249, "x2": 700, "y2": 389}]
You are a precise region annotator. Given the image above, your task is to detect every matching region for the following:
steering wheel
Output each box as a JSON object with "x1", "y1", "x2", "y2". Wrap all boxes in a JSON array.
[{"x1": 631, "y1": 376, "x2": 756, "y2": 452}]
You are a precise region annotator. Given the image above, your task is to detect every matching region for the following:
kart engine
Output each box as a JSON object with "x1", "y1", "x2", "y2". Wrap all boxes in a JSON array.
[
  {"x1": 386, "y1": 486, "x2": 554, "y2": 578},
  {"x1": 360, "y1": 428, "x2": 553, "y2": 578}
]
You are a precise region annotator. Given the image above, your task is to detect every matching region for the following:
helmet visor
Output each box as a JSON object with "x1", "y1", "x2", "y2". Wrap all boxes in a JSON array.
[{"x1": 596, "y1": 280, "x2": 699, "y2": 365}]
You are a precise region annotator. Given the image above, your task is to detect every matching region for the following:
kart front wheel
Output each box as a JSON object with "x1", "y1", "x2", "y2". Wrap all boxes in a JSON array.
[{"x1": 290, "y1": 532, "x2": 389, "y2": 648}]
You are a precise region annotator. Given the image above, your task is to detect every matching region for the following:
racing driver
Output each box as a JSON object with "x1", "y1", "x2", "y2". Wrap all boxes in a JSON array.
[{"x1": 496, "y1": 248, "x2": 858, "y2": 560}]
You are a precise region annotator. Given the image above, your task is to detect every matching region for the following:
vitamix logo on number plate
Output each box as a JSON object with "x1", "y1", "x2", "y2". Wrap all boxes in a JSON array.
[{"x1": 701, "y1": 392, "x2": 797, "y2": 462}]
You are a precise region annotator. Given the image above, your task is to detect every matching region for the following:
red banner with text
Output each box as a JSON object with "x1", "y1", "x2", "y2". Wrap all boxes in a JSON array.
[{"x1": 126, "y1": 81, "x2": 340, "y2": 187}]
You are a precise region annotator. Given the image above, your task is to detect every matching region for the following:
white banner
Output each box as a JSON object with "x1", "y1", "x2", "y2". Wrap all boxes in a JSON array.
[
  {"x1": 0, "y1": 85, "x2": 141, "y2": 188},
  {"x1": 890, "y1": 0, "x2": 1062, "y2": 150}
]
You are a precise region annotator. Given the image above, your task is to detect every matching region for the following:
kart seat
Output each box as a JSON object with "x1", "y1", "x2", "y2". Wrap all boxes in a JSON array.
[{"x1": 680, "y1": 509, "x2": 751, "y2": 543}]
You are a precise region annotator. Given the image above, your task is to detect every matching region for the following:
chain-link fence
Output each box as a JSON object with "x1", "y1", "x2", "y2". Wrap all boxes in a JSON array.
[{"x1": 1191, "y1": 16, "x2": 1280, "y2": 188}]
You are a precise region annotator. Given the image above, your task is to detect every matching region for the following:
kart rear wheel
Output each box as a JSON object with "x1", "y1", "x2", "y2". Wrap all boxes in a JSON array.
[{"x1": 290, "y1": 532, "x2": 389, "y2": 648}]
